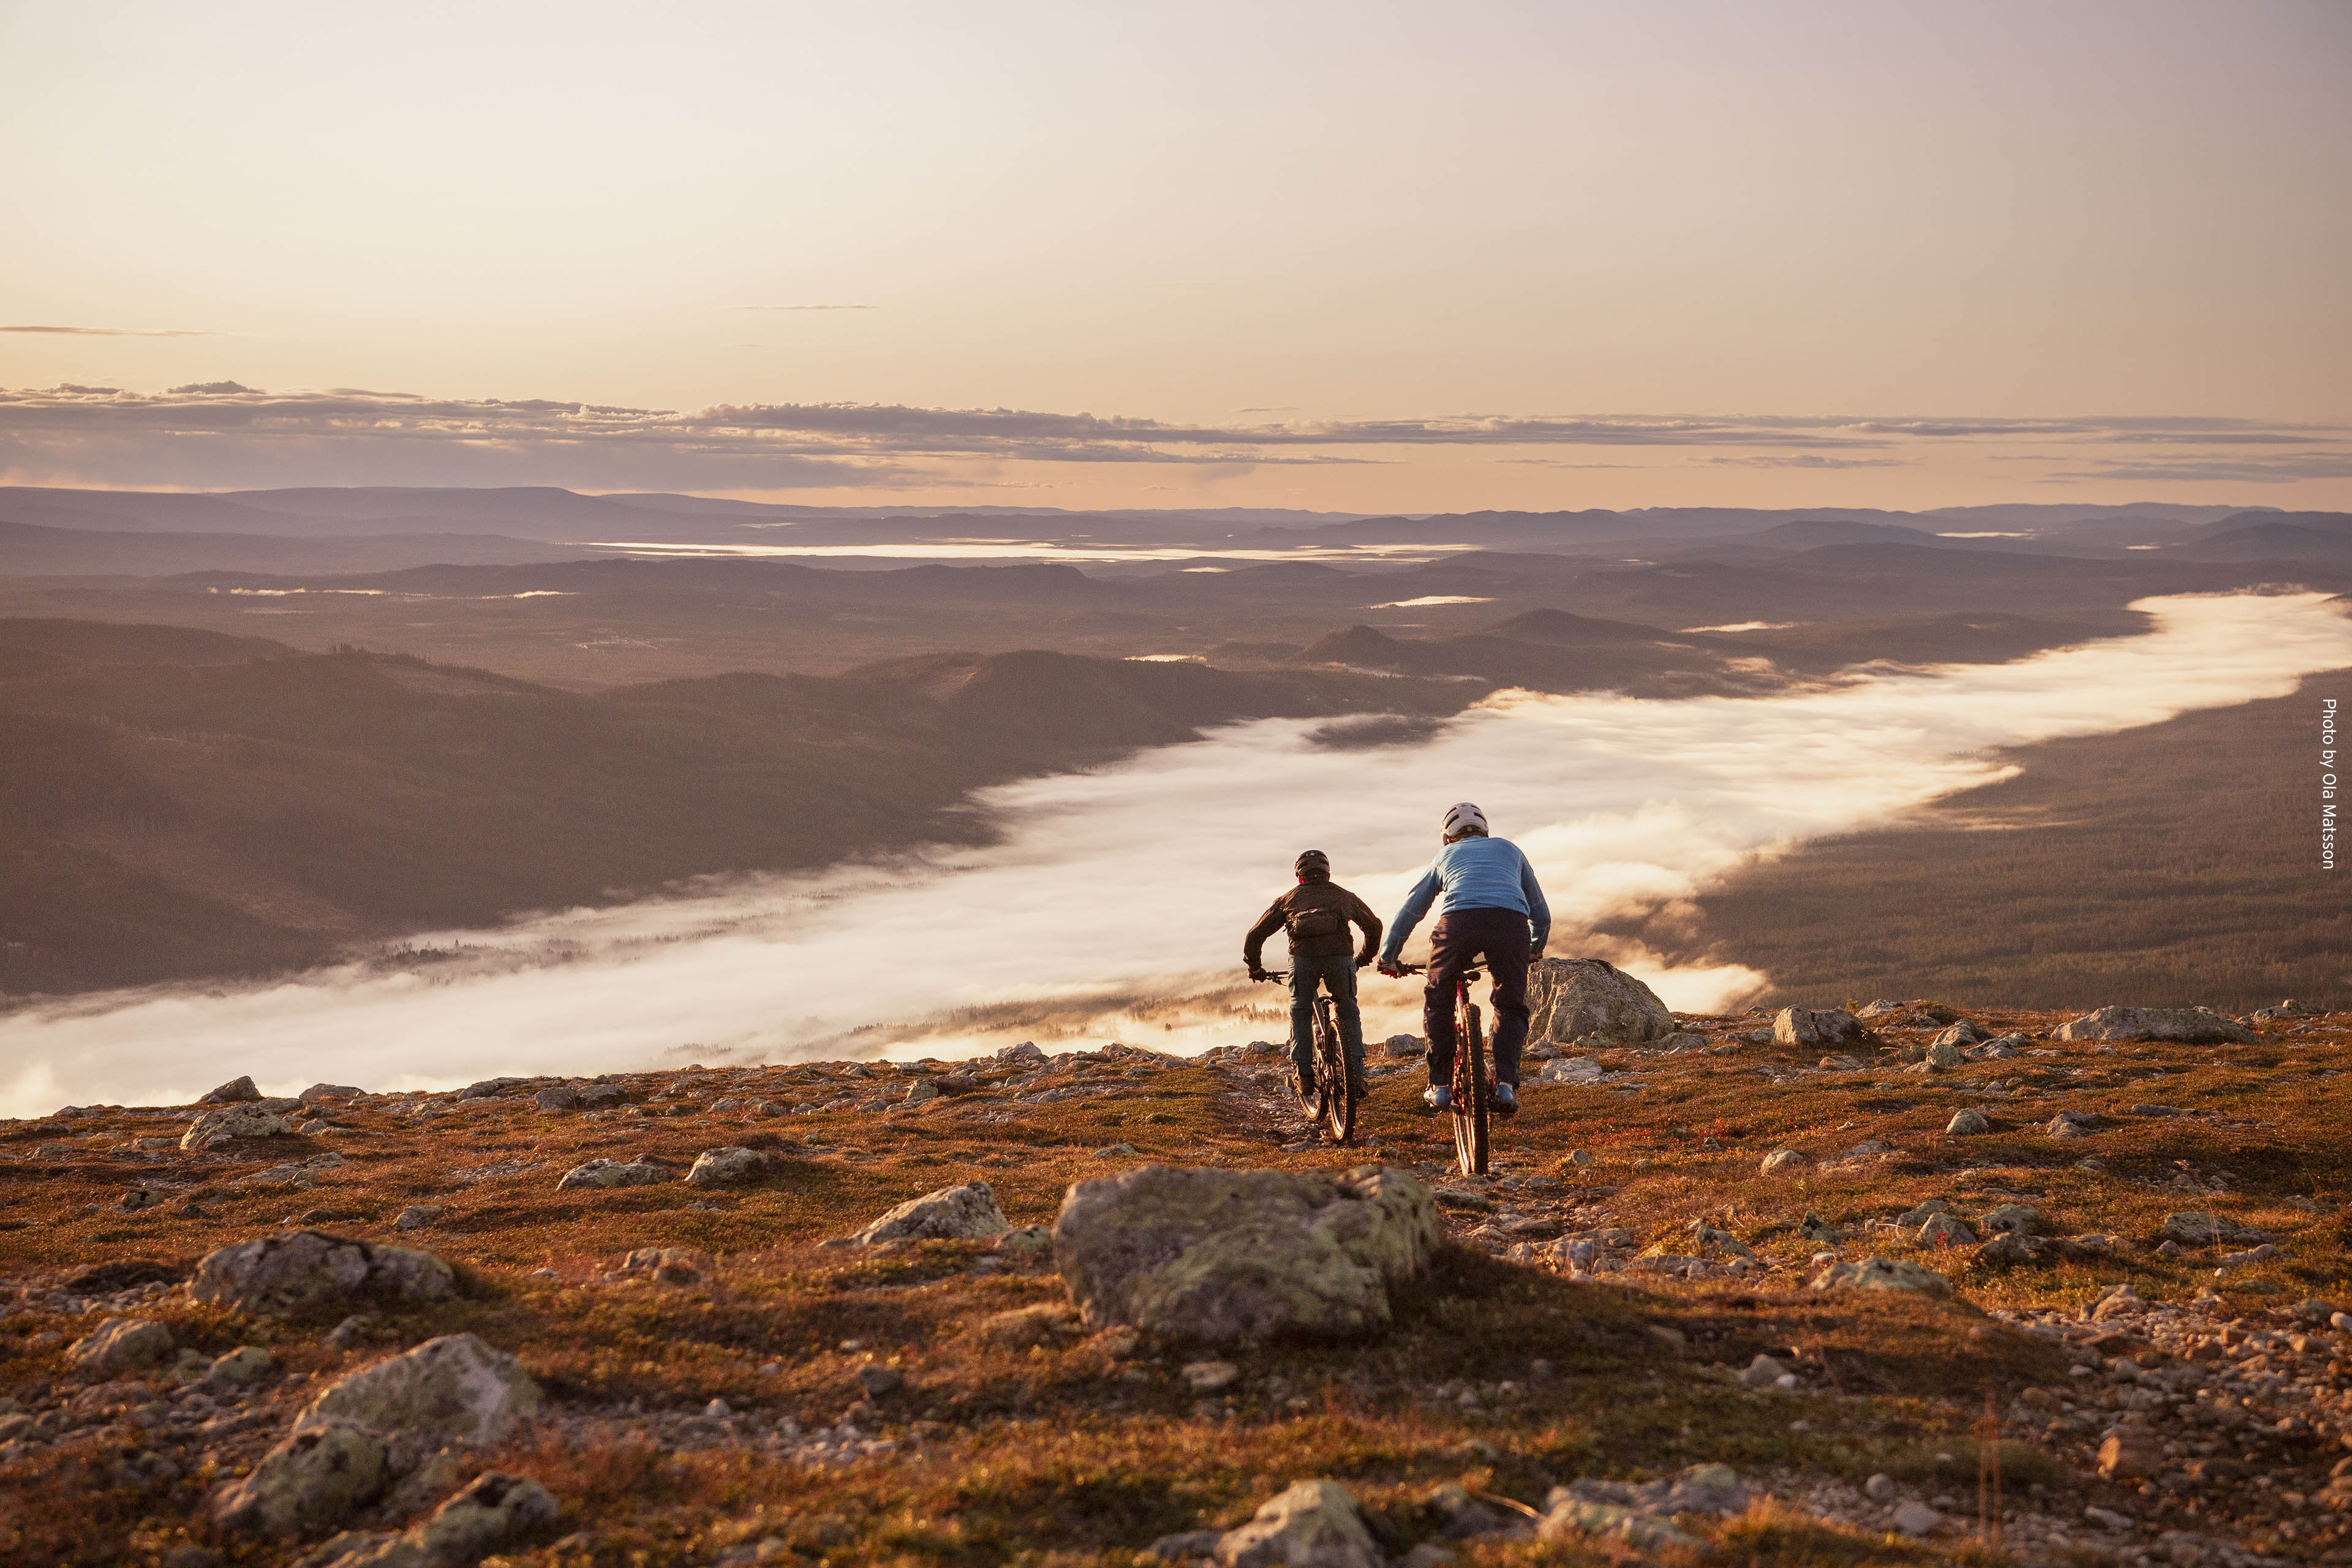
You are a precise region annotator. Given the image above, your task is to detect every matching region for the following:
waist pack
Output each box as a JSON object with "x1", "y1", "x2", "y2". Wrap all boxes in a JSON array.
[{"x1": 1286, "y1": 905, "x2": 1343, "y2": 941}]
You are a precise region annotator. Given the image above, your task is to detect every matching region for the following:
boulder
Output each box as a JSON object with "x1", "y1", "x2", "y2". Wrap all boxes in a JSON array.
[
  {"x1": 213, "y1": 1418, "x2": 390, "y2": 1536},
  {"x1": 198, "y1": 1075, "x2": 263, "y2": 1104},
  {"x1": 1758, "y1": 1148, "x2": 1807, "y2": 1176},
  {"x1": 854, "y1": 1180, "x2": 1011, "y2": 1245},
  {"x1": 1213, "y1": 1480, "x2": 1382, "y2": 1568},
  {"x1": 312, "y1": 1471, "x2": 559, "y2": 1567},
  {"x1": 1972, "y1": 1231, "x2": 2085, "y2": 1269},
  {"x1": 2163, "y1": 1212, "x2": 2241, "y2": 1245},
  {"x1": 190, "y1": 1231, "x2": 454, "y2": 1316},
  {"x1": 684, "y1": 1147, "x2": 771, "y2": 1187},
  {"x1": 1654, "y1": 1031, "x2": 1708, "y2": 1053},
  {"x1": 1382, "y1": 1034, "x2": 1427, "y2": 1058},
  {"x1": 1891, "y1": 1501, "x2": 1943, "y2": 1537},
  {"x1": 392, "y1": 1205, "x2": 443, "y2": 1232},
  {"x1": 1945, "y1": 1109, "x2": 1991, "y2": 1136},
  {"x1": 618, "y1": 1247, "x2": 714, "y2": 1285},
  {"x1": 1536, "y1": 1057, "x2": 1602, "y2": 1085},
  {"x1": 1855, "y1": 999, "x2": 1904, "y2": 1020},
  {"x1": 554, "y1": 1156, "x2": 673, "y2": 1191},
  {"x1": 299, "y1": 1333, "x2": 542, "y2": 1446},
  {"x1": 1055, "y1": 1163, "x2": 1439, "y2": 1344},
  {"x1": 533, "y1": 1087, "x2": 581, "y2": 1113},
  {"x1": 902, "y1": 1080, "x2": 940, "y2": 1106},
  {"x1": 2045, "y1": 1111, "x2": 2097, "y2": 1139},
  {"x1": 1525, "y1": 959, "x2": 1675, "y2": 1045},
  {"x1": 1931, "y1": 1020, "x2": 1990, "y2": 1048},
  {"x1": 2054, "y1": 1006, "x2": 2257, "y2": 1045},
  {"x1": 576, "y1": 1084, "x2": 626, "y2": 1109},
  {"x1": 66, "y1": 1316, "x2": 175, "y2": 1374},
  {"x1": 1916, "y1": 1213, "x2": 1976, "y2": 1248},
  {"x1": 181, "y1": 1102, "x2": 294, "y2": 1150},
  {"x1": 1922, "y1": 1039, "x2": 1965, "y2": 1069},
  {"x1": 997, "y1": 1041, "x2": 1046, "y2": 1064},
  {"x1": 206, "y1": 1346, "x2": 274, "y2": 1387},
  {"x1": 1810, "y1": 1255, "x2": 1954, "y2": 1300},
  {"x1": 1772, "y1": 1008, "x2": 1869, "y2": 1049},
  {"x1": 301, "y1": 1084, "x2": 366, "y2": 1102}
]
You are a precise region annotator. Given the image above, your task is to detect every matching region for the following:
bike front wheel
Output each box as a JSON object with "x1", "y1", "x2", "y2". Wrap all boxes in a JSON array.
[{"x1": 1453, "y1": 1000, "x2": 1490, "y2": 1176}]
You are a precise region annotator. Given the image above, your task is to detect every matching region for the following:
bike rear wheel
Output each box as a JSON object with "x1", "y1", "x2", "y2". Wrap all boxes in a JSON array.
[
  {"x1": 1453, "y1": 1000, "x2": 1490, "y2": 1175},
  {"x1": 1314, "y1": 995, "x2": 1354, "y2": 1145}
]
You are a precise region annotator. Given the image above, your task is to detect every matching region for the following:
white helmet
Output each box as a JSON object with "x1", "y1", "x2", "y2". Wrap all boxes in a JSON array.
[{"x1": 1441, "y1": 802, "x2": 1488, "y2": 839}]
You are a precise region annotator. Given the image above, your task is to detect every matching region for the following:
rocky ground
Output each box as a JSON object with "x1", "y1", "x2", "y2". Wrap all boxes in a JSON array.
[{"x1": 2, "y1": 993, "x2": 2349, "y2": 1567}]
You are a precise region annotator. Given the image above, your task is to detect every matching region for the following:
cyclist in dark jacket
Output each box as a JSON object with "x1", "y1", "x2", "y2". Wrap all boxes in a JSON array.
[{"x1": 1244, "y1": 850, "x2": 1383, "y2": 1100}]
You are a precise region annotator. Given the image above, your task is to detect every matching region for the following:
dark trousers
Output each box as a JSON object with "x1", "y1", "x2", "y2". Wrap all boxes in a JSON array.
[
  {"x1": 1423, "y1": 907, "x2": 1532, "y2": 1087},
  {"x1": 1289, "y1": 952, "x2": 1365, "y2": 1085}
]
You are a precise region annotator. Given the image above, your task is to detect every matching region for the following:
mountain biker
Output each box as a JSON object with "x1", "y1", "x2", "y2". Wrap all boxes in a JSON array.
[
  {"x1": 1376, "y1": 802, "x2": 1550, "y2": 1116},
  {"x1": 1244, "y1": 849, "x2": 1383, "y2": 1102}
]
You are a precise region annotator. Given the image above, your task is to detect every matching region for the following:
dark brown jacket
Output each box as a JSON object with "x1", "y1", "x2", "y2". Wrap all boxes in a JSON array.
[{"x1": 1244, "y1": 879, "x2": 1383, "y2": 967}]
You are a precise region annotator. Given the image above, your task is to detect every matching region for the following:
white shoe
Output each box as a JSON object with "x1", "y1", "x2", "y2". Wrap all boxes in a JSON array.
[{"x1": 1422, "y1": 1085, "x2": 1452, "y2": 1111}]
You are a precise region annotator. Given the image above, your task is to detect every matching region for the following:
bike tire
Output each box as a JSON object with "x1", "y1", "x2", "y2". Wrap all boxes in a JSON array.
[
  {"x1": 1316, "y1": 995, "x2": 1354, "y2": 1145},
  {"x1": 1453, "y1": 1001, "x2": 1490, "y2": 1176}
]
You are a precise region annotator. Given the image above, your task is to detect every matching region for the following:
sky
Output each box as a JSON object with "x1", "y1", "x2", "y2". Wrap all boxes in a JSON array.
[{"x1": 2, "y1": 1, "x2": 2348, "y2": 511}]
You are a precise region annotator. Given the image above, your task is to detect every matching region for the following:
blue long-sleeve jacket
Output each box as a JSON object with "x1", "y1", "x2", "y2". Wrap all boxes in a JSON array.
[{"x1": 1378, "y1": 835, "x2": 1550, "y2": 964}]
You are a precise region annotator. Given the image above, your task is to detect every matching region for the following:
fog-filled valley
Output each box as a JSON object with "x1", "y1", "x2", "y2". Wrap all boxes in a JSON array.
[{"x1": 2, "y1": 488, "x2": 2348, "y2": 1112}]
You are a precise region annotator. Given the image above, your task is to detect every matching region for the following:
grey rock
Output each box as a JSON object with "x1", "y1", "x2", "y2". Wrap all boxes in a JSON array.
[
  {"x1": 1810, "y1": 1255, "x2": 1954, "y2": 1300},
  {"x1": 1214, "y1": 1479, "x2": 1382, "y2": 1568},
  {"x1": 1382, "y1": 1034, "x2": 1427, "y2": 1058},
  {"x1": 198, "y1": 1076, "x2": 263, "y2": 1104},
  {"x1": 576, "y1": 1084, "x2": 626, "y2": 1109},
  {"x1": 854, "y1": 1180, "x2": 1011, "y2": 1245},
  {"x1": 1056, "y1": 1163, "x2": 1439, "y2": 1344},
  {"x1": 1758, "y1": 1148, "x2": 1807, "y2": 1175},
  {"x1": 1978, "y1": 1203, "x2": 2051, "y2": 1235},
  {"x1": 393, "y1": 1205, "x2": 444, "y2": 1232},
  {"x1": 67, "y1": 1317, "x2": 175, "y2": 1374},
  {"x1": 2163, "y1": 1212, "x2": 2241, "y2": 1245},
  {"x1": 1148, "y1": 1529, "x2": 1226, "y2": 1562},
  {"x1": 317, "y1": 1471, "x2": 559, "y2": 1567},
  {"x1": 2046, "y1": 1110, "x2": 2098, "y2": 1139},
  {"x1": 181, "y1": 1102, "x2": 294, "y2": 1150},
  {"x1": 1537, "y1": 1057, "x2": 1602, "y2": 1085},
  {"x1": 206, "y1": 1345, "x2": 275, "y2": 1387},
  {"x1": 1915, "y1": 1213, "x2": 1977, "y2": 1247},
  {"x1": 213, "y1": 1418, "x2": 389, "y2": 1536},
  {"x1": 1890, "y1": 1500, "x2": 1942, "y2": 1536},
  {"x1": 1182, "y1": 1360, "x2": 1240, "y2": 1391},
  {"x1": 1945, "y1": 1108, "x2": 1991, "y2": 1135},
  {"x1": 1773, "y1": 1008, "x2": 1868, "y2": 1049},
  {"x1": 554, "y1": 1156, "x2": 673, "y2": 1191},
  {"x1": 1863, "y1": 1473, "x2": 1895, "y2": 1501},
  {"x1": 684, "y1": 1147, "x2": 771, "y2": 1188},
  {"x1": 1654, "y1": 1031, "x2": 1708, "y2": 1053},
  {"x1": 902, "y1": 1080, "x2": 940, "y2": 1106},
  {"x1": 1922, "y1": 1039, "x2": 1965, "y2": 1069},
  {"x1": 1796, "y1": 1212, "x2": 1843, "y2": 1242},
  {"x1": 2054, "y1": 1006, "x2": 2258, "y2": 1044},
  {"x1": 1526, "y1": 958, "x2": 1675, "y2": 1045},
  {"x1": 854, "y1": 1364, "x2": 903, "y2": 1396},
  {"x1": 996, "y1": 1041, "x2": 1046, "y2": 1063},
  {"x1": 1738, "y1": 1353, "x2": 1789, "y2": 1389},
  {"x1": 1093, "y1": 1144, "x2": 1140, "y2": 1158},
  {"x1": 301, "y1": 1084, "x2": 366, "y2": 1102},
  {"x1": 190, "y1": 1231, "x2": 454, "y2": 1316},
  {"x1": 533, "y1": 1087, "x2": 580, "y2": 1113},
  {"x1": 1931, "y1": 1019, "x2": 1990, "y2": 1048},
  {"x1": 994, "y1": 1224, "x2": 1053, "y2": 1254},
  {"x1": 300, "y1": 1333, "x2": 542, "y2": 1447}
]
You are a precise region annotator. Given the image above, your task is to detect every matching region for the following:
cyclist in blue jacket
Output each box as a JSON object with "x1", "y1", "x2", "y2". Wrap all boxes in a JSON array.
[{"x1": 1376, "y1": 802, "x2": 1550, "y2": 1115}]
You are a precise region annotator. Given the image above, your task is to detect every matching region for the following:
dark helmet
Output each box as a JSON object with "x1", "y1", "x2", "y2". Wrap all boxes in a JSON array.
[{"x1": 1294, "y1": 849, "x2": 1331, "y2": 879}]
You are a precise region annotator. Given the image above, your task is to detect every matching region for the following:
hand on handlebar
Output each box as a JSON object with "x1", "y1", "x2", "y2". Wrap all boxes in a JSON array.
[
  {"x1": 1376, "y1": 957, "x2": 1408, "y2": 978},
  {"x1": 1247, "y1": 964, "x2": 1270, "y2": 983}
]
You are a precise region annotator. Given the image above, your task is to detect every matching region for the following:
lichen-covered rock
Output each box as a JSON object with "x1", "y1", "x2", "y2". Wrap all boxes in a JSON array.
[
  {"x1": 1758, "y1": 1148, "x2": 1807, "y2": 1176},
  {"x1": 533, "y1": 1086, "x2": 580, "y2": 1113},
  {"x1": 1978, "y1": 1203, "x2": 2051, "y2": 1236},
  {"x1": 299, "y1": 1333, "x2": 542, "y2": 1446},
  {"x1": 190, "y1": 1231, "x2": 454, "y2": 1315},
  {"x1": 1931, "y1": 1020, "x2": 1990, "y2": 1048},
  {"x1": 1525, "y1": 959, "x2": 1674, "y2": 1045},
  {"x1": 2163, "y1": 1212, "x2": 2246, "y2": 1245},
  {"x1": 67, "y1": 1316, "x2": 175, "y2": 1374},
  {"x1": 684, "y1": 1147, "x2": 770, "y2": 1187},
  {"x1": 1810, "y1": 1254, "x2": 1954, "y2": 1300},
  {"x1": 1773, "y1": 1008, "x2": 1869, "y2": 1048},
  {"x1": 1055, "y1": 1164, "x2": 1439, "y2": 1344},
  {"x1": 2054, "y1": 1006, "x2": 2257, "y2": 1044},
  {"x1": 855, "y1": 1180, "x2": 1011, "y2": 1245},
  {"x1": 213, "y1": 1418, "x2": 390, "y2": 1536},
  {"x1": 314, "y1": 1470, "x2": 560, "y2": 1567},
  {"x1": 181, "y1": 1102, "x2": 294, "y2": 1150},
  {"x1": 1945, "y1": 1108, "x2": 1990, "y2": 1135},
  {"x1": 206, "y1": 1345, "x2": 275, "y2": 1386},
  {"x1": 199, "y1": 1075, "x2": 263, "y2": 1104},
  {"x1": 1213, "y1": 1479, "x2": 1382, "y2": 1568},
  {"x1": 554, "y1": 1156, "x2": 673, "y2": 1191}
]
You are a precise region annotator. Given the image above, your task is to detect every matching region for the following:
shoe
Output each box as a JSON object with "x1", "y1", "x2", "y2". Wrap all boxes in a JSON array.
[
  {"x1": 1346, "y1": 1072, "x2": 1368, "y2": 1101},
  {"x1": 1422, "y1": 1085, "x2": 1452, "y2": 1111},
  {"x1": 1294, "y1": 1068, "x2": 1315, "y2": 1101},
  {"x1": 1493, "y1": 1082, "x2": 1518, "y2": 1115}
]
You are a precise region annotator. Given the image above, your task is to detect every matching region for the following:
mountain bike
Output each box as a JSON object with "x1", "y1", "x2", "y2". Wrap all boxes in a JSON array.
[
  {"x1": 1257, "y1": 971, "x2": 1355, "y2": 1145},
  {"x1": 1398, "y1": 962, "x2": 1489, "y2": 1176}
]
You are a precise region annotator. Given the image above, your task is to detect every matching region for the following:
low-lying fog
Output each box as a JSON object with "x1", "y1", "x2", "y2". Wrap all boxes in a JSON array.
[{"x1": 6, "y1": 591, "x2": 2348, "y2": 1115}]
